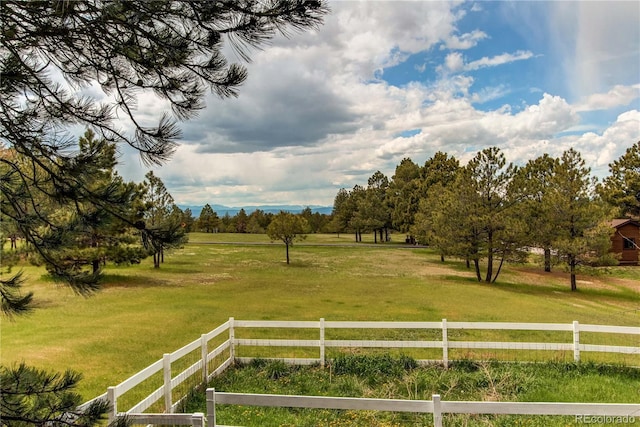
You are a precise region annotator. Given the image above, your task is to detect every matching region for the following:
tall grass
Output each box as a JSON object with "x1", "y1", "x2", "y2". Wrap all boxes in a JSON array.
[
  {"x1": 182, "y1": 355, "x2": 640, "y2": 427},
  {"x1": 2, "y1": 233, "x2": 638, "y2": 400}
]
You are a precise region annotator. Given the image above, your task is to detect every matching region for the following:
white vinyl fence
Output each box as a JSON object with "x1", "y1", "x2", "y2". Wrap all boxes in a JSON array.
[
  {"x1": 207, "y1": 390, "x2": 640, "y2": 427},
  {"x1": 82, "y1": 318, "x2": 639, "y2": 426}
]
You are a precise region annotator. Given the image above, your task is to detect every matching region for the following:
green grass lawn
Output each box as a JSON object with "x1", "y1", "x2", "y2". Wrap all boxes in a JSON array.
[{"x1": 2, "y1": 233, "x2": 639, "y2": 400}]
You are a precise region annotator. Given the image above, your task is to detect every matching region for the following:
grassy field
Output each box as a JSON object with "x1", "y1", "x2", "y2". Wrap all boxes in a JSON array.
[
  {"x1": 2, "y1": 232, "x2": 639, "y2": 401},
  {"x1": 183, "y1": 356, "x2": 640, "y2": 426}
]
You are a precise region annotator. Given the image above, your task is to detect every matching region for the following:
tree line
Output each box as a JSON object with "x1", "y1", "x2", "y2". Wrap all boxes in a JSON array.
[
  {"x1": 5, "y1": 136, "x2": 636, "y2": 296},
  {"x1": 331, "y1": 143, "x2": 640, "y2": 290},
  {"x1": 1, "y1": 130, "x2": 189, "y2": 287},
  {"x1": 191, "y1": 204, "x2": 330, "y2": 234}
]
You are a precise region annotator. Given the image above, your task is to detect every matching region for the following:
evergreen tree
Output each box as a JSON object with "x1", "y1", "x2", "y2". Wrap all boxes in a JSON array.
[
  {"x1": 428, "y1": 168, "x2": 486, "y2": 274},
  {"x1": 359, "y1": 171, "x2": 391, "y2": 243},
  {"x1": 388, "y1": 158, "x2": 421, "y2": 237},
  {"x1": 181, "y1": 208, "x2": 196, "y2": 232},
  {"x1": 549, "y1": 149, "x2": 612, "y2": 291},
  {"x1": 411, "y1": 152, "x2": 460, "y2": 256},
  {"x1": 512, "y1": 154, "x2": 560, "y2": 272},
  {"x1": 248, "y1": 209, "x2": 273, "y2": 233},
  {"x1": 448, "y1": 147, "x2": 523, "y2": 283},
  {"x1": 348, "y1": 185, "x2": 367, "y2": 242},
  {"x1": 220, "y1": 212, "x2": 233, "y2": 232},
  {"x1": 41, "y1": 130, "x2": 148, "y2": 278},
  {"x1": 142, "y1": 171, "x2": 187, "y2": 268},
  {"x1": 599, "y1": 141, "x2": 640, "y2": 218},
  {"x1": 419, "y1": 151, "x2": 461, "y2": 192},
  {"x1": 413, "y1": 180, "x2": 472, "y2": 263},
  {"x1": 234, "y1": 208, "x2": 249, "y2": 233},
  {"x1": 0, "y1": 363, "x2": 127, "y2": 427},
  {"x1": 330, "y1": 188, "x2": 351, "y2": 238},
  {"x1": 197, "y1": 204, "x2": 219, "y2": 233}
]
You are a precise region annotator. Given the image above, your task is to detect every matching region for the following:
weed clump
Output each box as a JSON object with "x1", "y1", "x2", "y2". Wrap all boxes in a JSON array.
[{"x1": 330, "y1": 354, "x2": 418, "y2": 378}]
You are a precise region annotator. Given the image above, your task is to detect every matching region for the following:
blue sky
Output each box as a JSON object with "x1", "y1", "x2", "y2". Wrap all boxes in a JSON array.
[{"x1": 115, "y1": 1, "x2": 640, "y2": 208}]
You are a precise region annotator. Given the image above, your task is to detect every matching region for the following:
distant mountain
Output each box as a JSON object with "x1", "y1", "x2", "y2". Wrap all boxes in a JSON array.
[{"x1": 179, "y1": 204, "x2": 333, "y2": 217}]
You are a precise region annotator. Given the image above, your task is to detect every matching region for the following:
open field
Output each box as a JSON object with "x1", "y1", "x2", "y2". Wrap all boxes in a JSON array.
[{"x1": 2, "y1": 233, "x2": 639, "y2": 401}]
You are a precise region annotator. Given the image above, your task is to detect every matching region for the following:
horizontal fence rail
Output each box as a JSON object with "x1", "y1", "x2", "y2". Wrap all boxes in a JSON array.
[
  {"x1": 233, "y1": 318, "x2": 640, "y2": 368},
  {"x1": 84, "y1": 318, "x2": 639, "y2": 426},
  {"x1": 126, "y1": 412, "x2": 205, "y2": 427},
  {"x1": 207, "y1": 389, "x2": 640, "y2": 427}
]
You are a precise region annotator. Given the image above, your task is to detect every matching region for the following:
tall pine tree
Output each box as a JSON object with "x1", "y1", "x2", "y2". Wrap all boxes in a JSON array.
[
  {"x1": 549, "y1": 149, "x2": 612, "y2": 291},
  {"x1": 142, "y1": 171, "x2": 187, "y2": 268}
]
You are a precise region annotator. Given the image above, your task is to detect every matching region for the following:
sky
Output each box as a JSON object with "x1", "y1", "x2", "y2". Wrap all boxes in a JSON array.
[{"x1": 115, "y1": 0, "x2": 640, "y2": 208}]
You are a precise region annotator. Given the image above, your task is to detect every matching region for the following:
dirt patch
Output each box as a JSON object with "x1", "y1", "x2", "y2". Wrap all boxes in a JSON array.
[{"x1": 512, "y1": 267, "x2": 640, "y2": 294}]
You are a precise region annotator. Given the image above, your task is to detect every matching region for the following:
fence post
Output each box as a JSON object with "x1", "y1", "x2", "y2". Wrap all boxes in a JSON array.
[
  {"x1": 163, "y1": 353, "x2": 173, "y2": 413},
  {"x1": 432, "y1": 394, "x2": 442, "y2": 427},
  {"x1": 441, "y1": 319, "x2": 449, "y2": 369},
  {"x1": 320, "y1": 318, "x2": 326, "y2": 367},
  {"x1": 201, "y1": 333, "x2": 209, "y2": 383},
  {"x1": 206, "y1": 388, "x2": 216, "y2": 427},
  {"x1": 107, "y1": 386, "x2": 117, "y2": 424},
  {"x1": 573, "y1": 321, "x2": 580, "y2": 362},
  {"x1": 229, "y1": 317, "x2": 235, "y2": 362},
  {"x1": 192, "y1": 412, "x2": 205, "y2": 427}
]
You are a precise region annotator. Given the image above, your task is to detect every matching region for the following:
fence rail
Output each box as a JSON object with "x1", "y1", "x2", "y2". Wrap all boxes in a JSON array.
[
  {"x1": 88, "y1": 318, "x2": 639, "y2": 425},
  {"x1": 207, "y1": 389, "x2": 640, "y2": 427}
]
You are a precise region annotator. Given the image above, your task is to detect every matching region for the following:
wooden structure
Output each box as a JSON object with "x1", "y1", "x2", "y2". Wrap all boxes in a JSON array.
[
  {"x1": 610, "y1": 219, "x2": 640, "y2": 265},
  {"x1": 86, "y1": 318, "x2": 640, "y2": 426}
]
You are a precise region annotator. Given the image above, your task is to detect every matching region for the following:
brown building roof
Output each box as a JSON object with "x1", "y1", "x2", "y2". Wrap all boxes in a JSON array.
[{"x1": 610, "y1": 218, "x2": 640, "y2": 229}]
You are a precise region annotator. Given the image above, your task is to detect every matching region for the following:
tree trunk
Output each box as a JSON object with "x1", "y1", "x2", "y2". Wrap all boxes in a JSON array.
[
  {"x1": 285, "y1": 243, "x2": 290, "y2": 264},
  {"x1": 154, "y1": 253, "x2": 160, "y2": 268},
  {"x1": 161, "y1": 248, "x2": 164, "y2": 263},
  {"x1": 473, "y1": 259, "x2": 482, "y2": 281},
  {"x1": 374, "y1": 229, "x2": 377, "y2": 244},
  {"x1": 570, "y1": 255, "x2": 577, "y2": 291},
  {"x1": 91, "y1": 235, "x2": 100, "y2": 274},
  {"x1": 440, "y1": 254, "x2": 445, "y2": 263},
  {"x1": 544, "y1": 248, "x2": 551, "y2": 272},
  {"x1": 485, "y1": 231, "x2": 493, "y2": 283},
  {"x1": 466, "y1": 257, "x2": 470, "y2": 269},
  {"x1": 492, "y1": 257, "x2": 505, "y2": 283}
]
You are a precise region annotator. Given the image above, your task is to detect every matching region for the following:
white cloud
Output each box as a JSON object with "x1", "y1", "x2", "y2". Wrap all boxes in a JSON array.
[
  {"x1": 470, "y1": 85, "x2": 510, "y2": 104},
  {"x1": 553, "y1": 110, "x2": 640, "y2": 173},
  {"x1": 440, "y1": 50, "x2": 534, "y2": 74},
  {"x1": 110, "y1": 1, "x2": 639, "y2": 207},
  {"x1": 444, "y1": 52, "x2": 464, "y2": 72},
  {"x1": 465, "y1": 50, "x2": 534, "y2": 71},
  {"x1": 574, "y1": 84, "x2": 640, "y2": 112},
  {"x1": 444, "y1": 29, "x2": 488, "y2": 50}
]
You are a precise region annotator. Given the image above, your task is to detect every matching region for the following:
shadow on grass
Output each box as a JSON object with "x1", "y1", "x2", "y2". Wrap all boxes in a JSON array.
[
  {"x1": 490, "y1": 274, "x2": 637, "y2": 303},
  {"x1": 429, "y1": 258, "x2": 638, "y2": 303},
  {"x1": 100, "y1": 274, "x2": 173, "y2": 288},
  {"x1": 282, "y1": 260, "x2": 315, "y2": 268}
]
